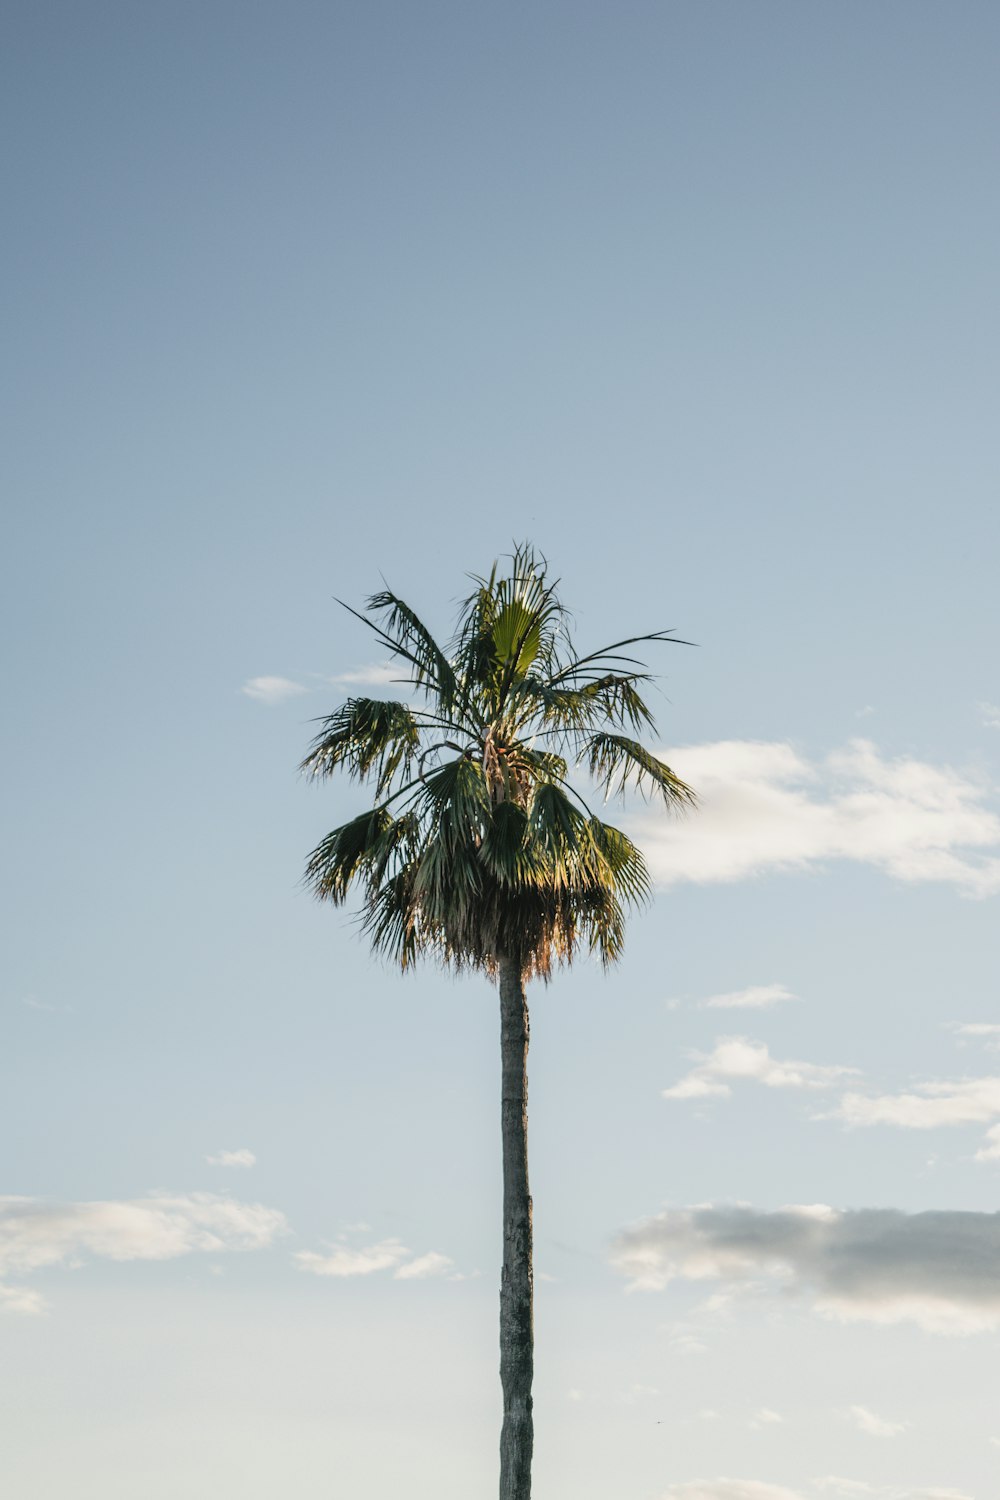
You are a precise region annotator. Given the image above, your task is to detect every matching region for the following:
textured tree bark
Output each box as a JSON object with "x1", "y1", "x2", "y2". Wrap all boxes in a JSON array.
[{"x1": 498, "y1": 953, "x2": 533, "y2": 1500}]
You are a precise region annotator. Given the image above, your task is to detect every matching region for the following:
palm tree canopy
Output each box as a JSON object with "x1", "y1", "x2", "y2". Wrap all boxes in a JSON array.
[{"x1": 302, "y1": 545, "x2": 694, "y2": 979}]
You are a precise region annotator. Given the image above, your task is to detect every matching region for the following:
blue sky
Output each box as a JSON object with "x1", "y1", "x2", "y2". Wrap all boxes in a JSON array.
[{"x1": 3, "y1": 4, "x2": 999, "y2": 1497}]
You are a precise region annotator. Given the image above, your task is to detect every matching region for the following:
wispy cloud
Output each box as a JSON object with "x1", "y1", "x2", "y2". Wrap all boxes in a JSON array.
[
  {"x1": 393, "y1": 1250, "x2": 454, "y2": 1280},
  {"x1": 611, "y1": 1203, "x2": 1000, "y2": 1334},
  {"x1": 294, "y1": 1236, "x2": 455, "y2": 1281},
  {"x1": 663, "y1": 1038, "x2": 857, "y2": 1101},
  {"x1": 660, "y1": 1483, "x2": 805, "y2": 1500},
  {"x1": 815, "y1": 1485, "x2": 972, "y2": 1500},
  {"x1": 813, "y1": 1485, "x2": 879, "y2": 1498},
  {"x1": 663, "y1": 1484, "x2": 972, "y2": 1500},
  {"x1": 749, "y1": 1408, "x2": 784, "y2": 1429},
  {"x1": 635, "y1": 739, "x2": 1000, "y2": 897},
  {"x1": 241, "y1": 675, "x2": 308, "y2": 704},
  {"x1": 205, "y1": 1149, "x2": 256, "y2": 1168},
  {"x1": 954, "y1": 1022, "x2": 1000, "y2": 1050},
  {"x1": 331, "y1": 662, "x2": 401, "y2": 688},
  {"x1": 977, "y1": 702, "x2": 1000, "y2": 730},
  {"x1": 792, "y1": 1039, "x2": 1000, "y2": 1161},
  {"x1": 0, "y1": 1283, "x2": 48, "y2": 1315},
  {"x1": 848, "y1": 1405, "x2": 908, "y2": 1438},
  {"x1": 295, "y1": 1237, "x2": 410, "y2": 1278},
  {"x1": 700, "y1": 985, "x2": 798, "y2": 1011},
  {"x1": 831, "y1": 1076, "x2": 1000, "y2": 1163},
  {"x1": 0, "y1": 1193, "x2": 289, "y2": 1314},
  {"x1": 974, "y1": 1124, "x2": 1000, "y2": 1162}
]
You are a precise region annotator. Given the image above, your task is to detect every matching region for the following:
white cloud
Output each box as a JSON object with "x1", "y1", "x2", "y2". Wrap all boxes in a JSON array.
[
  {"x1": 0, "y1": 1282, "x2": 48, "y2": 1315},
  {"x1": 332, "y1": 662, "x2": 401, "y2": 688},
  {"x1": 0, "y1": 1193, "x2": 286, "y2": 1272},
  {"x1": 827, "y1": 1055, "x2": 1000, "y2": 1162},
  {"x1": 241, "y1": 675, "x2": 308, "y2": 704},
  {"x1": 611, "y1": 1203, "x2": 1000, "y2": 1334},
  {"x1": 902, "y1": 1493, "x2": 974, "y2": 1500},
  {"x1": 812, "y1": 1485, "x2": 882, "y2": 1497},
  {"x1": 663, "y1": 1037, "x2": 857, "y2": 1100},
  {"x1": 393, "y1": 1250, "x2": 454, "y2": 1280},
  {"x1": 832, "y1": 1076, "x2": 1000, "y2": 1159},
  {"x1": 616, "y1": 1382, "x2": 661, "y2": 1405},
  {"x1": 665, "y1": 1321, "x2": 709, "y2": 1355},
  {"x1": 848, "y1": 1405, "x2": 908, "y2": 1438},
  {"x1": 700, "y1": 985, "x2": 798, "y2": 1011},
  {"x1": 954, "y1": 1022, "x2": 1000, "y2": 1051},
  {"x1": 0, "y1": 1193, "x2": 288, "y2": 1314},
  {"x1": 749, "y1": 1408, "x2": 784, "y2": 1428},
  {"x1": 294, "y1": 1237, "x2": 410, "y2": 1278},
  {"x1": 294, "y1": 1238, "x2": 456, "y2": 1282},
  {"x1": 660, "y1": 1483, "x2": 805, "y2": 1500},
  {"x1": 974, "y1": 1123, "x2": 1000, "y2": 1162},
  {"x1": 978, "y1": 701, "x2": 1000, "y2": 730},
  {"x1": 815, "y1": 1485, "x2": 973, "y2": 1500},
  {"x1": 662, "y1": 1074, "x2": 733, "y2": 1102},
  {"x1": 205, "y1": 1149, "x2": 256, "y2": 1168},
  {"x1": 635, "y1": 739, "x2": 1000, "y2": 897}
]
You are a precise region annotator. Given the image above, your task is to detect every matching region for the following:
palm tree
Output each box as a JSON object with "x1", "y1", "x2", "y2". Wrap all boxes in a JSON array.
[{"x1": 301, "y1": 545, "x2": 693, "y2": 1500}]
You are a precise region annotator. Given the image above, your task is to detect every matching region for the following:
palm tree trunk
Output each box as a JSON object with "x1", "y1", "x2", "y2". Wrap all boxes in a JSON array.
[{"x1": 498, "y1": 953, "x2": 533, "y2": 1500}]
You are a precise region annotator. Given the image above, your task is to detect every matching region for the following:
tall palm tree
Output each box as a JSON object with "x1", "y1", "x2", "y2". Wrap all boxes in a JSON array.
[{"x1": 301, "y1": 545, "x2": 693, "y2": 1500}]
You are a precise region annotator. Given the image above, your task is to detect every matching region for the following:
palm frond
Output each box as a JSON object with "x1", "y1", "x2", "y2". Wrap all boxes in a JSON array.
[
  {"x1": 548, "y1": 629, "x2": 694, "y2": 690},
  {"x1": 344, "y1": 591, "x2": 459, "y2": 713},
  {"x1": 301, "y1": 698, "x2": 421, "y2": 796},
  {"x1": 451, "y1": 544, "x2": 571, "y2": 719},
  {"x1": 304, "y1": 807, "x2": 395, "y2": 903},
  {"x1": 585, "y1": 733, "x2": 695, "y2": 807},
  {"x1": 509, "y1": 672, "x2": 655, "y2": 735},
  {"x1": 586, "y1": 817, "x2": 651, "y2": 904},
  {"x1": 513, "y1": 746, "x2": 570, "y2": 785}
]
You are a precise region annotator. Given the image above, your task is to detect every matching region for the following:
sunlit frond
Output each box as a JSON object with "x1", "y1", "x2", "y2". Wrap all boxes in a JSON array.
[{"x1": 586, "y1": 732, "x2": 696, "y2": 807}]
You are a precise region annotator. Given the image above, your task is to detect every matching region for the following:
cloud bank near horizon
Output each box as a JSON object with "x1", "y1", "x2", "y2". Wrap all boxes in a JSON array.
[
  {"x1": 611, "y1": 1203, "x2": 1000, "y2": 1334},
  {"x1": 659, "y1": 1484, "x2": 974, "y2": 1500}
]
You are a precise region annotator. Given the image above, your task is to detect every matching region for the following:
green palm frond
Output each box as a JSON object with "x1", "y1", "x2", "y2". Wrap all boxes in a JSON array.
[
  {"x1": 304, "y1": 544, "x2": 695, "y2": 978},
  {"x1": 304, "y1": 807, "x2": 396, "y2": 902},
  {"x1": 341, "y1": 591, "x2": 461, "y2": 715},
  {"x1": 301, "y1": 698, "x2": 421, "y2": 796},
  {"x1": 514, "y1": 747, "x2": 570, "y2": 784},
  {"x1": 586, "y1": 732, "x2": 696, "y2": 807},
  {"x1": 478, "y1": 803, "x2": 542, "y2": 888}
]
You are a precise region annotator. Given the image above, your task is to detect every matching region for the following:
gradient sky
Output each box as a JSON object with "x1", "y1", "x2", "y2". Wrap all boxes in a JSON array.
[{"x1": 3, "y1": 4, "x2": 999, "y2": 1498}]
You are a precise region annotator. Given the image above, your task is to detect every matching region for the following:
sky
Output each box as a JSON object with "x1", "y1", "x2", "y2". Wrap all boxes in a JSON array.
[{"x1": 2, "y1": 3, "x2": 999, "y2": 1496}]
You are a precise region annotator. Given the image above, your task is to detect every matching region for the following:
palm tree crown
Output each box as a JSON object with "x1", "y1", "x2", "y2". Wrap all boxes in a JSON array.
[{"x1": 302, "y1": 545, "x2": 693, "y2": 978}]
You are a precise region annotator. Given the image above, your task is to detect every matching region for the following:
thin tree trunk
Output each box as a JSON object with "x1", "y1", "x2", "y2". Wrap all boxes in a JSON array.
[{"x1": 498, "y1": 953, "x2": 533, "y2": 1500}]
